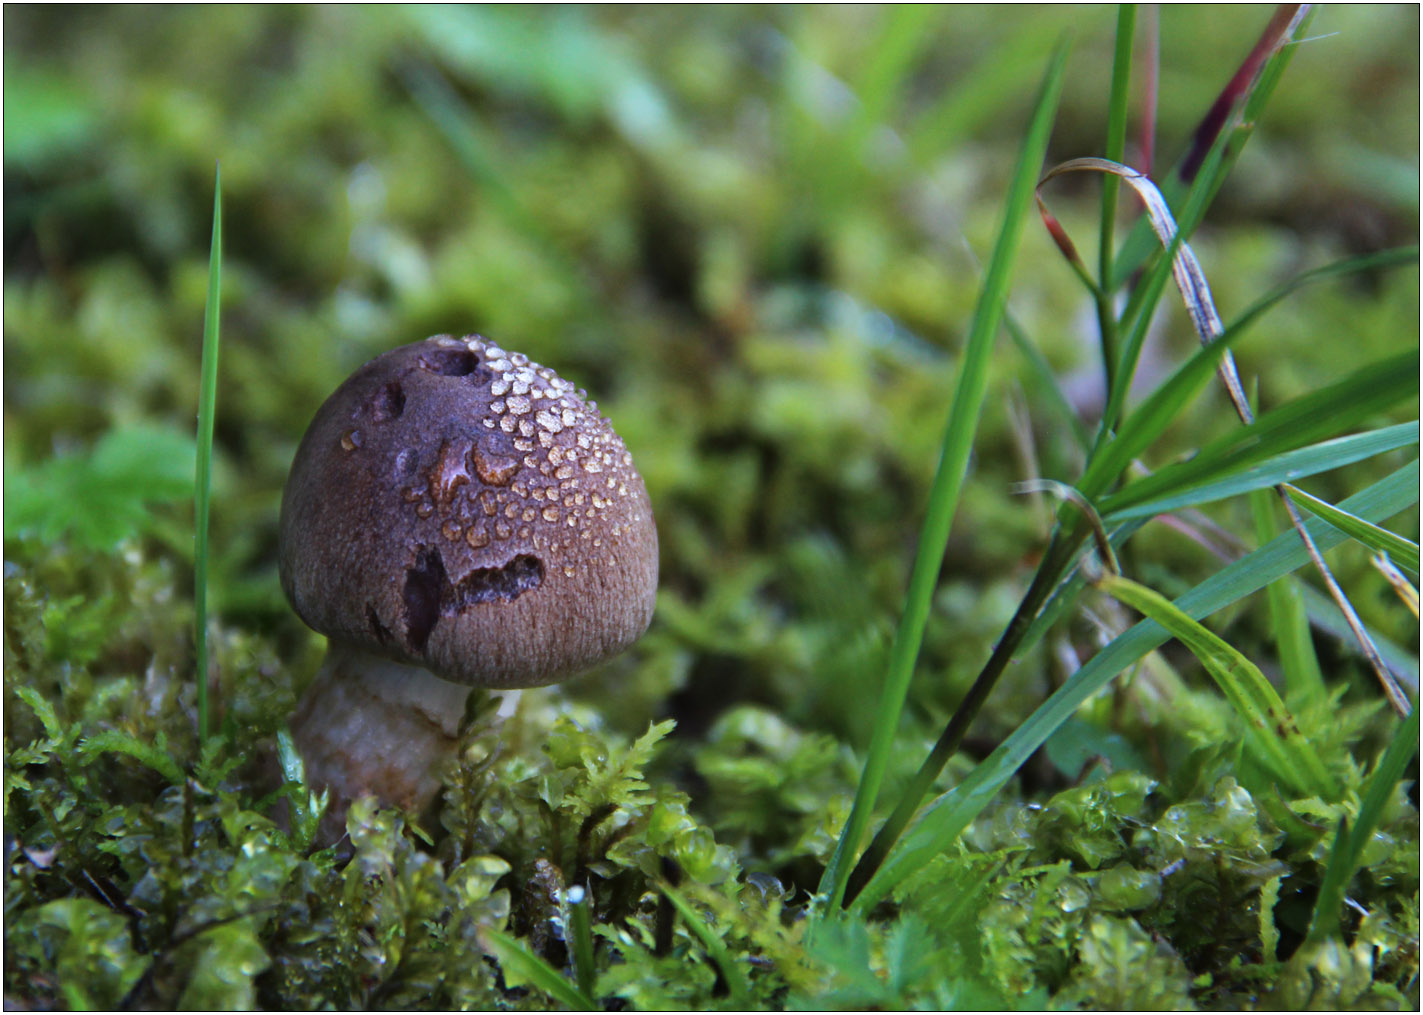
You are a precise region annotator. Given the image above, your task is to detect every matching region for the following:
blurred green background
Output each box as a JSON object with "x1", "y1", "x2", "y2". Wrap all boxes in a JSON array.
[{"x1": 5, "y1": 5, "x2": 1418, "y2": 749}]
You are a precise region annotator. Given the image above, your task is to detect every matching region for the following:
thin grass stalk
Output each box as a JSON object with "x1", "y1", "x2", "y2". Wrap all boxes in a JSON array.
[
  {"x1": 816, "y1": 39, "x2": 1070, "y2": 918},
  {"x1": 1252, "y1": 488, "x2": 1327, "y2": 709},
  {"x1": 1100, "y1": 139, "x2": 1229, "y2": 441},
  {"x1": 1138, "y1": 3, "x2": 1158, "y2": 178},
  {"x1": 840, "y1": 526, "x2": 1083, "y2": 907},
  {"x1": 194, "y1": 163, "x2": 222, "y2": 746},
  {"x1": 1284, "y1": 484, "x2": 1422, "y2": 573},
  {"x1": 1096, "y1": 3, "x2": 1136, "y2": 392},
  {"x1": 480, "y1": 928, "x2": 596, "y2": 1011},
  {"x1": 659, "y1": 883, "x2": 752, "y2": 1009},
  {"x1": 1177, "y1": 5, "x2": 1308, "y2": 183},
  {"x1": 568, "y1": 883, "x2": 597, "y2": 1002},
  {"x1": 1113, "y1": 167, "x2": 1407, "y2": 716}
]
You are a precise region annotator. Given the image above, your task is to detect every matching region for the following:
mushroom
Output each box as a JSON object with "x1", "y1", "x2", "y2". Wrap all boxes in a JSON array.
[{"x1": 278, "y1": 334, "x2": 658, "y2": 837}]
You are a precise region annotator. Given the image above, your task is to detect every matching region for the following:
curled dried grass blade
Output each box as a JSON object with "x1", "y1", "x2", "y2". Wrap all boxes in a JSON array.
[
  {"x1": 1014, "y1": 479, "x2": 1117, "y2": 575},
  {"x1": 1040, "y1": 156, "x2": 1250, "y2": 414}
]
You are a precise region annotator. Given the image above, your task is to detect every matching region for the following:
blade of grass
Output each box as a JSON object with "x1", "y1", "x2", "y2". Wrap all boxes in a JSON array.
[
  {"x1": 480, "y1": 927, "x2": 597, "y2": 1011},
  {"x1": 1105, "y1": 422, "x2": 1419, "y2": 522},
  {"x1": 1096, "y1": 3, "x2": 1136, "y2": 390},
  {"x1": 1305, "y1": 702, "x2": 1421, "y2": 944},
  {"x1": 1057, "y1": 147, "x2": 1410, "y2": 716},
  {"x1": 658, "y1": 883, "x2": 752, "y2": 1009},
  {"x1": 1374, "y1": 553, "x2": 1420, "y2": 619},
  {"x1": 194, "y1": 162, "x2": 222, "y2": 747},
  {"x1": 1095, "y1": 572, "x2": 1339, "y2": 799},
  {"x1": 1283, "y1": 484, "x2": 1421, "y2": 574},
  {"x1": 1100, "y1": 353, "x2": 1418, "y2": 514},
  {"x1": 850, "y1": 460, "x2": 1418, "y2": 913},
  {"x1": 1179, "y1": 5, "x2": 1308, "y2": 181},
  {"x1": 568, "y1": 883, "x2": 597, "y2": 1002},
  {"x1": 1105, "y1": 8, "x2": 1317, "y2": 413},
  {"x1": 816, "y1": 37, "x2": 1070, "y2": 917}
]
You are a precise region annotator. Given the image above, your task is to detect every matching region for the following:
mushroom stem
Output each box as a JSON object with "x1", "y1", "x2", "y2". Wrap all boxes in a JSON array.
[{"x1": 289, "y1": 643, "x2": 471, "y2": 839}]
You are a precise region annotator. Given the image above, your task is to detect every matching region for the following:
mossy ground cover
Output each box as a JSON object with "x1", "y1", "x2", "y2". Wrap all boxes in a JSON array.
[{"x1": 4, "y1": 6, "x2": 1419, "y2": 1010}]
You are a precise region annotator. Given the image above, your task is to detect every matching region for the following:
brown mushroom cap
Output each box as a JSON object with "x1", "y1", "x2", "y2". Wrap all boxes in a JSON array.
[{"x1": 279, "y1": 335, "x2": 658, "y2": 688}]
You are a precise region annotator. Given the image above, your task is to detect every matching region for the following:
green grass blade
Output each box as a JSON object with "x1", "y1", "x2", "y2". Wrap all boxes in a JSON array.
[
  {"x1": 1252, "y1": 487, "x2": 1326, "y2": 709},
  {"x1": 481, "y1": 927, "x2": 597, "y2": 1011},
  {"x1": 1050, "y1": 157, "x2": 1253, "y2": 418},
  {"x1": 1104, "y1": 422, "x2": 1420, "y2": 522},
  {"x1": 194, "y1": 162, "x2": 222, "y2": 747},
  {"x1": 1077, "y1": 217, "x2": 1246, "y2": 499},
  {"x1": 1079, "y1": 235, "x2": 1417, "y2": 504},
  {"x1": 1306, "y1": 703, "x2": 1420, "y2": 944},
  {"x1": 1106, "y1": 7, "x2": 1317, "y2": 381},
  {"x1": 816, "y1": 37, "x2": 1070, "y2": 916},
  {"x1": 568, "y1": 883, "x2": 597, "y2": 1002},
  {"x1": 1101, "y1": 138, "x2": 1229, "y2": 435},
  {"x1": 1096, "y1": 572, "x2": 1338, "y2": 800},
  {"x1": 659, "y1": 883, "x2": 752, "y2": 1010},
  {"x1": 1096, "y1": 4, "x2": 1136, "y2": 389},
  {"x1": 851, "y1": 460, "x2": 1419, "y2": 912},
  {"x1": 1284, "y1": 484, "x2": 1421, "y2": 575},
  {"x1": 1100, "y1": 353, "x2": 1418, "y2": 514}
]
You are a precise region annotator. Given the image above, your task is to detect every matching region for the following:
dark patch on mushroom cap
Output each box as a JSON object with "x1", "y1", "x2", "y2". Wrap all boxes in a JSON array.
[{"x1": 279, "y1": 335, "x2": 658, "y2": 688}]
